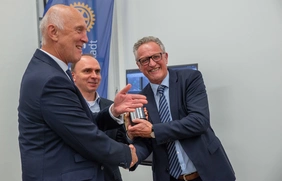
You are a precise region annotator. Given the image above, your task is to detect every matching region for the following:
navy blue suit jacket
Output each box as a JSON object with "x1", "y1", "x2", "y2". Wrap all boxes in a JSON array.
[
  {"x1": 18, "y1": 49, "x2": 131, "y2": 181},
  {"x1": 99, "y1": 98, "x2": 127, "y2": 181},
  {"x1": 131, "y1": 69, "x2": 235, "y2": 181}
]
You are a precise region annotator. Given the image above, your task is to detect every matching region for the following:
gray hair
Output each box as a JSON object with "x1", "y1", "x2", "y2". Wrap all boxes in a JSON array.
[
  {"x1": 133, "y1": 36, "x2": 166, "y2": 60},
  {"x1": 39, "y1": 5, "x2": 66, "y2": 45}
]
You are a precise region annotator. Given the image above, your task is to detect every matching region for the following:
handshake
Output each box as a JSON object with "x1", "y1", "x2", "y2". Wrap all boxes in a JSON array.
[
  {"x1": 125, "y1": 107, "x2": 153, "y2": 168},
  {"x1": 112, "y1": 85, "x2": 152, "y2": 168}
]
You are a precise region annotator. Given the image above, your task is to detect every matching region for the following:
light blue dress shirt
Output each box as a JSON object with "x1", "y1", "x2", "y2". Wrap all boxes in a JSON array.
[
  {"x1": 86, "y1": 93, "x2": 101, "y2": 113},
  {"x1": 150, "y1": 72, "x2": 197, "y2": 175}
]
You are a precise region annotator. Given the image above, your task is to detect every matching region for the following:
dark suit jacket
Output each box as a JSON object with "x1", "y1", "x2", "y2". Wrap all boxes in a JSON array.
[
  {"x1": 18, "y1": 49, "x2": 131, "y2": 181},
  {"x1": 98, "y1": 98, "x2": 127, "y2": 181},
  {"x1": 131, "y1": 69, "x2": 235, "y2": 181}
]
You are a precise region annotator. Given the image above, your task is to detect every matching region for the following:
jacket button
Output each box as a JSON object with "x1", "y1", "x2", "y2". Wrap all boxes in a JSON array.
[{"x1": 101, "y1": 166, "x2": 104, "y2": 170}]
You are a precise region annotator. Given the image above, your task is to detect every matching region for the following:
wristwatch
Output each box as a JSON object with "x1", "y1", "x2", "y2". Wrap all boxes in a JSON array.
[{"x1": 150, "y1": 125, "x2": 155, "y2": 138}]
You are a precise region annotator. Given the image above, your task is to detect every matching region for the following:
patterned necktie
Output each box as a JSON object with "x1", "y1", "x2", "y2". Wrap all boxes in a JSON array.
[
  {"x1": 157, "y1": 85, "x2": 182, "y2": 178},
  {"x1": 66, "y1": 69, "x2": 74, "y2": 82}
]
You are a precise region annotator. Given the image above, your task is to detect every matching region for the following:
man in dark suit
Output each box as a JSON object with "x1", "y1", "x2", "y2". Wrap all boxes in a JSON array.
[
  {"x1": 71, "y1": 54, "x2": 128, "y2": 181},
  {"x1": 127, "y1": 36, "x2": 236, "y2": 181},
  {"x1": 18, "y1": 5, "x2": 146, "y2": 181}
]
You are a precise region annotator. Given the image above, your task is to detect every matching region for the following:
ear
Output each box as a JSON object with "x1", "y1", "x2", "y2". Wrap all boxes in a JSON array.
[
  {"x1": 47, "y1": 24, "x2": 59, "y2": 42},
  {"x1": 136, "y1": 61, "x2": 140, "y2": 68},
  {"x1": 164, "y1": 52, "x2": 168, "y2": 64},
  {"x1": 72, "y1": 72, "x2": 76, "y2": 81},
  {"x1": 136, "y1": 61, "x2": 143, "y2": 71}
]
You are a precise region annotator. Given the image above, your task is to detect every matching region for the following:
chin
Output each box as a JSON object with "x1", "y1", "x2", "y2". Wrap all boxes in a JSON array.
[{"x1": 88, "y1": 87, "x2": 97, "y2": 91}]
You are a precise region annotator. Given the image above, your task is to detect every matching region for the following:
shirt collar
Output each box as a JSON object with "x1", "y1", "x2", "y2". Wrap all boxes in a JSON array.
[
  {"x1": 85, "y1": 92, "x2": 101, "y2": 106},
  {"x1": 150, "y1": 71, "x2": 170, "y2": 96},
  {"x1": 40, "y1": 49, "x2": 69, "y2": 72},
  {"x1": 95, "y1": 92, "x2": 101, "y2": 104}
]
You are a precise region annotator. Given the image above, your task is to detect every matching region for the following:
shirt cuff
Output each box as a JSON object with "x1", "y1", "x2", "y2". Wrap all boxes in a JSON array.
[
  {"x1": 126, "y1": 133, "x2": 134, "y2": 144},
  {"x1": 109, "y1": 104, "x2": 124, "y2": 124}
]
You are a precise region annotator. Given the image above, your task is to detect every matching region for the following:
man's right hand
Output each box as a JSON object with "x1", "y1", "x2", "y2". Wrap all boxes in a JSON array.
[
  {"x1": 129, "y1": 144, "x2": 138, "y2": 168},
  {"x1": 111, "y1": 84, "x2": 147, "y2": 117}
]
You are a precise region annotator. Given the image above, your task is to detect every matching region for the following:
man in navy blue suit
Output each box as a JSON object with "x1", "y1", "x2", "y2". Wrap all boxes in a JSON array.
[
  {"x1": 71, "y1": 54, "x2": 128, "y2": 181},
  {"x1": 127, "y1": 36, "x2": 235, "y2": 181},
  {"x1": 18, "y1": 5, "x2": 146, "y2": 181}
]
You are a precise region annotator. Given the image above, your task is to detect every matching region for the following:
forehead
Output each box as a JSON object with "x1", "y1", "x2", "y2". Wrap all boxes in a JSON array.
[
  {"x1": 76, "y1": 56, "x2": 100, "y2": 69},
  {"x1": 137, "y1": 42, "x2": 162, "y2": 56},
  {"x1": 65, "y1": 8, "x2": 87, "y2": 29}
]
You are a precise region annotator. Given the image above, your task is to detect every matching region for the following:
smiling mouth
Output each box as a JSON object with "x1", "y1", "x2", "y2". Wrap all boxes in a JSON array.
[
  {"x1": 88, "y1": 82, "x2": 98, "y2": 85},
  {"x1": 149, "y1": 67, "x2": 160, "y2": 73}
]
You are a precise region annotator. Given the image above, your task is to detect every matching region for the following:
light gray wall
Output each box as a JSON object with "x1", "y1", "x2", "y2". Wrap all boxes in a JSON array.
[
  {"x1": 112, "y1": 0, "x2": 282, "y2": 180},
  {"x1": 0, "y1": 0, "x2": 38, "y2": 180},
  {"x1": 1, "y1": 0, "x2": 282, "y2": 181}
]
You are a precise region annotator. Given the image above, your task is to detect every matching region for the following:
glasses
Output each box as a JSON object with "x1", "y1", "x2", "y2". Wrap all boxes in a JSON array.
[{"x1": 137, "y1": 52, "x2": 165, "y2": 66}]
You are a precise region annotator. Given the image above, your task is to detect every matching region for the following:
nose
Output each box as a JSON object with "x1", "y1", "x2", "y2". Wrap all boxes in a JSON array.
[
  {"x1": 81, "y1": 32, "x2": 88, "y2": 43},
  {"x1": 148, "y1": 57, "x2": 157, "y2": 66},
  {"x1": 90, "y1": 71, "x2": 98, "y2": 77}
]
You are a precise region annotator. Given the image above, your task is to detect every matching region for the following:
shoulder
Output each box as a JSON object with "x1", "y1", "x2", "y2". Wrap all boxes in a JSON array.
[
  {"x1": 140, "y1": 83, "x2": 152, "y2": 95},
  {"x1": 169, "y1": 68, "x2": 203, "y2": 81},
  {"x1": 100, "y1": 97, "x2": 114, "y2": 105},
  {"x1": 23, "y1": 67, "x2": 69, "y2": 96},
  {"x1": 169, "y1": 68, "x2": 200, "y2": 76}
]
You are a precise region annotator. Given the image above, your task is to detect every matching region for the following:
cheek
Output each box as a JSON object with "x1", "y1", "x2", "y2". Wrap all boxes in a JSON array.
[
  {"x1": 160, "y1": 61, "x2": 167, "y2": 69},
  {"x1": 77, "y1": 76, "x2": 87, "y2": 82},
  {"x1": 139, "y1": 68, "x2": 147, "y2": 76},
  {"x1": 138, "y1": 65, "x2": 146, "y2": 72},
  {"x1": 95, "y1": 76, "x2": 101, "y2": 83}
]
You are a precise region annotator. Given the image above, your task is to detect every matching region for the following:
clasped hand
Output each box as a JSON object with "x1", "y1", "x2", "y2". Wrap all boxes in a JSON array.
[
  {"x1": 124, "y1": 111, "x2": 152, "y2": 138},
  {"x1": 129, "y1": 144, "x2": 138, "y2": 168}
]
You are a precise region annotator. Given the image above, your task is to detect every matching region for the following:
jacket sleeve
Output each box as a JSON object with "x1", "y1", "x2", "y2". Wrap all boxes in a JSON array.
[{"x1": 40, "y1": 75, "x2": 132, "y2": 168}]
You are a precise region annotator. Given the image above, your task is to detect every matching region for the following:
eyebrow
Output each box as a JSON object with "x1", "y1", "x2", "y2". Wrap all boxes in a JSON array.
[
  {"x1": 75, "y1": 25, "x2": 86, "y2": 31},
  {"x1": 82, "y1": 68, "x2": 101, "y2": 71}
]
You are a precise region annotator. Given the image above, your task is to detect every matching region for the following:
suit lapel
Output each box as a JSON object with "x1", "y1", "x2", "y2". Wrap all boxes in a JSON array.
[
  {"x1": 34, "y1": 49, "x2": 64, "y2": 74},
  {"x1": 99, "y1": 99, "x2": 107, "y2": 110},
  {"x1": 169, "y1": 70, "x2": 179, "y2": 121},
  {"x1": 74, "y1": 84, "x2": 95, "y2": 121},
  {"x1": 143, "y1": 86, "x2": 161, "y2": 124},
  {"x1": 34, "y1": 49, "x2": 94, "y2": 121}
]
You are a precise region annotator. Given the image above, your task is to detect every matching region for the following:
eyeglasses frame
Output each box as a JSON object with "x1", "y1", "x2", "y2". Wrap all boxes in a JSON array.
[{"x1": 137, "y1": 52, "x2": 165, "y2": 66}]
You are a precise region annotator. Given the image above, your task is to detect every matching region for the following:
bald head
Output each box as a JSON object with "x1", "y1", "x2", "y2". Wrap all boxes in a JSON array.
[
  {"x1": 39, "y1": 4, "x2": 88, "y2": 64},
  {"x1": 71, "y1": 54, "x2": 102, "y2": 101},
  {"x1": 40, "y1": 5, "x2": 74, "y2": 45}
]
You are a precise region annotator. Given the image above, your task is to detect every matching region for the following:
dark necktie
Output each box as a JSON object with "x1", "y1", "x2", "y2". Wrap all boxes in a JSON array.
[
  {"x1": 157, "y1": 85, "x2": 182, "y2": 179},
  {"x1": 66, "y1": 69, "x2": 74, "y2": 82}
]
